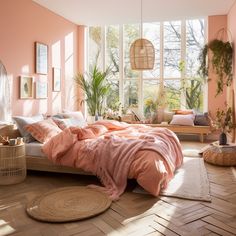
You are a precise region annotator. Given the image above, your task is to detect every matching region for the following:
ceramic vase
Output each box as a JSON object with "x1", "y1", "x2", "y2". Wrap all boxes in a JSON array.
[{"x1": 219, "y1": 132, "x2": 227, "y2": 145}]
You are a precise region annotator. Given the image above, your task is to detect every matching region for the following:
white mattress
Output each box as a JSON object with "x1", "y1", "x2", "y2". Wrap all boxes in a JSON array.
[{"x1": 25, "y1": 142, "x2": 46, "y2": 157}]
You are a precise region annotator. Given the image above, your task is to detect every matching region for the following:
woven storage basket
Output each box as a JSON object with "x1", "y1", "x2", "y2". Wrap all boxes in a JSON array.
[
  {"x1": 0, "y1": 144, "x2": 26, "y2": 185},
  {"x1": 203, "y1": 146, "x2": 236, "y2": 166}
]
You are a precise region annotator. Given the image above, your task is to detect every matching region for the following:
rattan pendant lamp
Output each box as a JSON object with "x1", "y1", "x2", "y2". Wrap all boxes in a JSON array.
[{"x1": 130, "y1": 0, "x2": 155, "y2": 70}]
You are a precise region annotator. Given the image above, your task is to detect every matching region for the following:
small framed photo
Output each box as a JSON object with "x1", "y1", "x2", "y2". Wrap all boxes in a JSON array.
[
  {"x1": 35, "y1": 42, "x2": 48, "y2": 74},
  {"x1": 36, "y1": 76, "x2": 48, "y2": 99},
  {"x1": 20, "y1": 76, "x2": 34, "y2": 99},
  {"x1": 53, "y1": 67, "x2": 61, "y2": 92}
]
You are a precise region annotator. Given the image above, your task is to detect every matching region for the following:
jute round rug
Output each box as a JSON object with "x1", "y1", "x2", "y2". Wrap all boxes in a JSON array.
[{"x1": 26, "y1": 186, "x2": 112, "y2": 223}]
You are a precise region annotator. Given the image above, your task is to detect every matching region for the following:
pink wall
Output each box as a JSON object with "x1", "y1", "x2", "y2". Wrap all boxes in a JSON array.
[
  {"x1": 208, "y1": 15, "x2": 228, "y2": 118},
  {"x1": 0, "y1": 0, "x2": 232, "y2": 121},
  {"x1": 0, "y1": 0, "x2": 84, "y2": 116}
]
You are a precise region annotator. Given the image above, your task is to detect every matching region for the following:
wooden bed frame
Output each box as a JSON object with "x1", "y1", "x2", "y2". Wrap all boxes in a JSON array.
[
  {"x1": 0, "y1": 125, "x2": 88, "y2": 174},
  {"x1": 26, "y1": 155, "x2": 90, "y2": 175}
]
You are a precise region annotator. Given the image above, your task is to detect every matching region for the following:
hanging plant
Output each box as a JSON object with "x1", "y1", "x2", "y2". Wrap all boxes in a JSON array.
[{"x1": 198, "y1": 39, "x2": 233, "y2": 96}]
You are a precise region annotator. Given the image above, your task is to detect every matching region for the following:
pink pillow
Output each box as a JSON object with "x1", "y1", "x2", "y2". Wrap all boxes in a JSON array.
[
  {"x1": 25, "y1": 119, "x2": 62, "y2": 143},
  {"x1": 173, "y1": 109, "x2": 194, "y2": 115},
  {"x1": 170, "y1": 114, "x2": 195, "y2": 126},
  {"x1": 52, "y1": 118, "x2": 73, "y2": 130}
]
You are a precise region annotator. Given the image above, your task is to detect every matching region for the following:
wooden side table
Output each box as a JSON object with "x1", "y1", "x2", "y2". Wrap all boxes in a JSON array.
[
  {"x1": 0, "y1": 144, "x2": 26, "y2": 185},
  {"x1": 203, "y1": 145, "x2": 236, "y2": 166}
]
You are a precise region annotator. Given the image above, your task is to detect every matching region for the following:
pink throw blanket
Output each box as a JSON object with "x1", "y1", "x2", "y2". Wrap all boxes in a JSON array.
[{"x1": 42, "y1": 120, "x2": 183, "y2": 200}]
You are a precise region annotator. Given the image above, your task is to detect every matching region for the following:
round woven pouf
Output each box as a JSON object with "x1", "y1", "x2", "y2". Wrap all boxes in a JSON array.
[
  {"x1": 26, "y1": 186, "x2": 112, "y2": 222},
  {"x1": 203, "y1": 146, "x2": 236, "y2": 166}
]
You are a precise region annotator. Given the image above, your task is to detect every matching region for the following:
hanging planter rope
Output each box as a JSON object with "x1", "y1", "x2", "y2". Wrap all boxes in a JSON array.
[{"x1": 129, "y1": 0, "x2": 155, "y2": 70}]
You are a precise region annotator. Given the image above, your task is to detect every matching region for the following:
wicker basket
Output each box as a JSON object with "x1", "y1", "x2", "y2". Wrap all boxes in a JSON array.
[
  {"x1": 203, "y1": 146, "x2": 236, "y2": 166},
  {"x1": 0, "y1": 144, "x2": 26, "y2": 185}
]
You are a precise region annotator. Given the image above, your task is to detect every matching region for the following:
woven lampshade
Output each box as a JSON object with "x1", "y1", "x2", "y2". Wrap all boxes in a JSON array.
[{"x1": 130, "y1": 38, "x2": 155, "y2": 70}]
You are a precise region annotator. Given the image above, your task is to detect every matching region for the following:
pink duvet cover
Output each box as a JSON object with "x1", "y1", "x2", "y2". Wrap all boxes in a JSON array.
[{"x1": 42, "y1": 120, "x2": 183, "y2": 200}]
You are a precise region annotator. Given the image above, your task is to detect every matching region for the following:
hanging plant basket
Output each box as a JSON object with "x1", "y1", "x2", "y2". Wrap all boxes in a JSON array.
[{"x1": 198, "y1": 28, "x2": 233, "y2": 96}]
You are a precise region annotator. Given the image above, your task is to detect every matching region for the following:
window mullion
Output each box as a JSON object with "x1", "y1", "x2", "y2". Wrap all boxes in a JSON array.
[
  {"x1": 102, "y1": 26, "x2": 106, "y2": 72},
  {"x1": 160, "y1": 22, "x2": 164, "y2": 90},
  {"x1": 84, "y1": 26, "x2": 89, "y2": 117},
  {"x1": 119, "y1": 24, "x2": 124, "y2": 108},
  {"x1": 180, "y1": 20, "x2": 186, "y2": 109},
  {"x1": 203, "y1": 17, "x2": 208, "y2": 112},
  {"x1": 139, "y1": 23, "x2": 143, "y2": 117}
]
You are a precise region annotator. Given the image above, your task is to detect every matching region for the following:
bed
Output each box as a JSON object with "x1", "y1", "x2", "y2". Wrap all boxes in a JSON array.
[{"x1": 1, "y1": 120, "x2": 183, "y2": 199}]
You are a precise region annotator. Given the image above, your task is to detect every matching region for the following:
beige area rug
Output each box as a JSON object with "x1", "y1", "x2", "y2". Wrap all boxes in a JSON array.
[
  {"x1": 133, "y1": 157, "x2": 211, "y2": 202},
  {"x1": 26, "y1": 186, "x2": 112, "y2": 222}
]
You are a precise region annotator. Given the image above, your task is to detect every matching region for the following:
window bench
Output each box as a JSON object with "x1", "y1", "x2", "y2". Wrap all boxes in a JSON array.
[{"x1": 146, "y1": 124, "x2": 211, "y2": 143}]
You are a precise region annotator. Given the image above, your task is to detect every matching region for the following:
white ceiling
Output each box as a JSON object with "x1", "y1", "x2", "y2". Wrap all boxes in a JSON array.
[{"x1": 33, "y1": 0, "x2": 236, "y2": 26}]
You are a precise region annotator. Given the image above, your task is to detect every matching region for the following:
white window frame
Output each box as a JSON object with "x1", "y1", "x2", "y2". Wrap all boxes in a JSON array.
[{"x1": 87, "y1": 18, "x2": 208, "y2": 116}]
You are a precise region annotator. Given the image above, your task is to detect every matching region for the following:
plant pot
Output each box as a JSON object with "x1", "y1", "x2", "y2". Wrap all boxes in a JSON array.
[
  {"x1": 87, "y1": 116, "x2": 96, "y2": 124},
  {"x1": 97, "y1": 116, "x2": 103, "y2": 121},
  {"x1": 157, "y1": 108, "x2": 164, "y2": 124},
  {"x1": 219, "y1": 132, "x2": 227, "y2": 145}
]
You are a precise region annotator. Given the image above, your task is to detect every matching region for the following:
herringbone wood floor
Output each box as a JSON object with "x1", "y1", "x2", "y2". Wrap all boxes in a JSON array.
[{"x1": 0, "y1": 141, "x2": 236, "y2": 236}]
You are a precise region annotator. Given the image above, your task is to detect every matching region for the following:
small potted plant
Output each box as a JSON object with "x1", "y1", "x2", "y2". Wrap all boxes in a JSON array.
[{"x1": 215, "y1": 107, "x2": 233, "y2": 145}]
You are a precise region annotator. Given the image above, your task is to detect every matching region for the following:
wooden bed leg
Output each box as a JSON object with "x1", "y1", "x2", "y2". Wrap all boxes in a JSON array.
[{"x1": 200, "y1": 134, "x2": 204, "y2": 143}]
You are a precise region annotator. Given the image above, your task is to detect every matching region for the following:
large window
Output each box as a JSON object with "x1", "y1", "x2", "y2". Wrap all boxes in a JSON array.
[{"x1": 88, "y1": 19, "x2": 206, "y2": 117}]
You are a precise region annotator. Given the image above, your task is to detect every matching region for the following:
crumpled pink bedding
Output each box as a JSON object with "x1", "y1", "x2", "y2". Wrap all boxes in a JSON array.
[{"x1": 42, "y1": 120, "x2": 183, "y2": 200}]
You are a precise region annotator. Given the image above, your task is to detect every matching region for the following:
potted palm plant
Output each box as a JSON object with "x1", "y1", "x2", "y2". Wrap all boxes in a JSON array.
[
  {"x1": 74, "y1": 64, "x2": 110, "y2": 122},
  {"x1": 215, "y1": 107, "x2": 233, "y2": 145}
]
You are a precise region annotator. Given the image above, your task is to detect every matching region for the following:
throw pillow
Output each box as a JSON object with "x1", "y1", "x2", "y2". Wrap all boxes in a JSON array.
[
  {"x1": 25, "y1": 118, "x2": 62, "y2": 143},
  {"x1": 170, "y1": 114, "x2": 195, "y2": 126},
  {"x1": 52, "y1": 118, "x2": 73, "y2": 130},
  {"x1": 194, "y1": 112, "x2": 210, "y2": 126},
  {"x1": 60, "y1": 110, "x2": 87, "y2": 127},
  {"x1": 173, "y1": 109, "x2": 194, "y2": 115}
]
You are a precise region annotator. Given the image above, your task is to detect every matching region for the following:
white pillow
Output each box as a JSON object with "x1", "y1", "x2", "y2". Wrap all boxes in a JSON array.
[
  {"x1": 170, "y1": 114, "x2": 195, "y2": 126},
  {"x1": 61, "y1": 110, "x2": 87, "y2": 127}
]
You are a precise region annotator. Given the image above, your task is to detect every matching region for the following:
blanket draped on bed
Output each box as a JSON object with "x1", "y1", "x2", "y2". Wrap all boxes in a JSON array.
[{"x1": 42, "y1": 121, "x2": 183, "y2": 200}]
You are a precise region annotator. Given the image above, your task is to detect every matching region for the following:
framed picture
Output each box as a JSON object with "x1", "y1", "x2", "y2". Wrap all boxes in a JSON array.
[
  {"x1": 52, "y1": 67, "x2": 61, "y2": 92},
  {"x1": 20, "y1": 76, "x2": 34, "y2": 99},
  {"x1": 36, "y1": 76, "x2": 48, "y2": 99},
  {"x1": 35, "y1": 42, "x2": 48, "y2": 74}
]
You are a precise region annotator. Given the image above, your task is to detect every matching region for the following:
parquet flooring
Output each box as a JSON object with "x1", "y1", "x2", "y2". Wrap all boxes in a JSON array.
[{"x1": 0, "y1": 141, "x2": 236, "y2": 236}]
